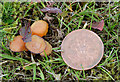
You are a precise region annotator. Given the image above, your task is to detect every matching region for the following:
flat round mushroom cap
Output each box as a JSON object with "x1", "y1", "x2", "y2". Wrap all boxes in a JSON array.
[
  {"x1": 40, "y1": 41, "x2": 52, "y2": 56},
  {"x1": 10, "y1": 35, "x2": 28, "y2": 52},
  {"x1": 30, "y1": 20, "x2": 48, "y2": 37},
  {"x1": 25, "y1": 35, "x2": 46, "y2": 54},
  {"x1": 61, "y1": 29, "x2": 104, "y2": 70}
]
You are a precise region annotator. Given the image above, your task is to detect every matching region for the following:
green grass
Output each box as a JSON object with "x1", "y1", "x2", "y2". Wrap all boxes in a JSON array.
[{"x1": 0, "y1": 2, "x2": 120, "y2": 81}]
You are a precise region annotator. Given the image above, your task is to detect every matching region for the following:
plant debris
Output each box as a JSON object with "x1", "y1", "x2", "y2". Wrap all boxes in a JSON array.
[
  {"x1": 19, "y1": 22, "x2": 32, "y2": 42},
  {"x1": 41, "y1": 7, "x2": 62, "y2": 14},
  {"x1": 43, "y1": 14, "x2": 54, "y2": 23},
  {"x1": 88, "y1": 20, "x2": 104, "y2": 31}
]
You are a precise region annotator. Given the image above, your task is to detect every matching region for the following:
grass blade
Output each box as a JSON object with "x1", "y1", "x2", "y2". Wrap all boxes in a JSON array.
[
  {"x1": 98, "y1": 67, "x2": 115, "y2": 81},
  {"x1": 37, "y1": 67, "x2": 45, "y2": 80},
  {"x1": 33, "y1": 64, "x2": 36, "y2": 80},
  {"x1": 0, "y1": 54, "x2": 30, "y2": 63}
]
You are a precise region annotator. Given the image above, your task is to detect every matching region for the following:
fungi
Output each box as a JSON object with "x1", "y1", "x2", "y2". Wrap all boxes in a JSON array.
[
  {"x1": 25, "y1": 35, "x2": 46, "y2": 54},
  {"x1": 40, "y1": 41, "x2": 52, "y2": 56},
  {"x1": 10, "y1": 35, "x2": 28, "y2": 52},
  {"x1": 30, "y1": 20, "x2": 48, "y2": 37}
]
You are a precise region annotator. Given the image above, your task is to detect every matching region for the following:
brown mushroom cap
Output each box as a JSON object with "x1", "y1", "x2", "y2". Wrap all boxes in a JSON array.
[
  {"x1": 25, "y1": 35, "x2": 46, "y2": 54},
  {"x1": 10, "y1": 35, "x2": 28, "y2": 52},
  {"x1": 30, "y1": 20, "x2": 48, "y2": 37},
  {"x1": 40, "y1": 41, "x2": 52, "y2": 56}
]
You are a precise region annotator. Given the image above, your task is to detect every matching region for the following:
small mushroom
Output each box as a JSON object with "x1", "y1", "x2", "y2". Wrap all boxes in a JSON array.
[
  {"x1": 25, "y1": 35, "x2": 46, "y2": 54},
  {"x1": 30, "y1": 20, "x2": 48, "y2": 37},
  {"x1": 10, "y1": 35, "x2": 28, "y2": 52},
  {"x1": 40, "y1": 41, "x2": 52, "y2": 56}
]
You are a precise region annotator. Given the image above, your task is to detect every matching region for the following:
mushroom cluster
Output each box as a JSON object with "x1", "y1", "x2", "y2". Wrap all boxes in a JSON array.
[{"x1": 10, "y1": 20, "x2": 52, "y2": 56}]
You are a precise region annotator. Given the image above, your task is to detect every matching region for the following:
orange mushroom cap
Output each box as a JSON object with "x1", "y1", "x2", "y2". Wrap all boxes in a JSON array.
[
  {"x1": 30, "y1": 20, "x2": 48, "y2": 37},
  {"x1": 10, "y1": 35, "x2": 28, "y2": 52},
  {"x1": 40, "y1": 41, "x2": 52, "y2": 56},
  {"x1": 25, "y1": 35, "x2": 46, "y2": 54}
]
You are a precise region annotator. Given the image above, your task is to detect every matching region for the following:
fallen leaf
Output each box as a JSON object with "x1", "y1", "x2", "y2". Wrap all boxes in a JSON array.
[
  {"x1": 19, "y1": 26, "x2": 30, "y2": 37},
  {"x1": 41, "y1": 7, "x2": 62, "y2": 14},
  {"x1": 19, "y1": 23, "x2": 32, "y2": 42},
  {"x1": 22, "y1": 32, "x2": 31, "y2": 43},
  {"x1": 88, "y1": 20, "x2": 104, "y2": 31}
]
